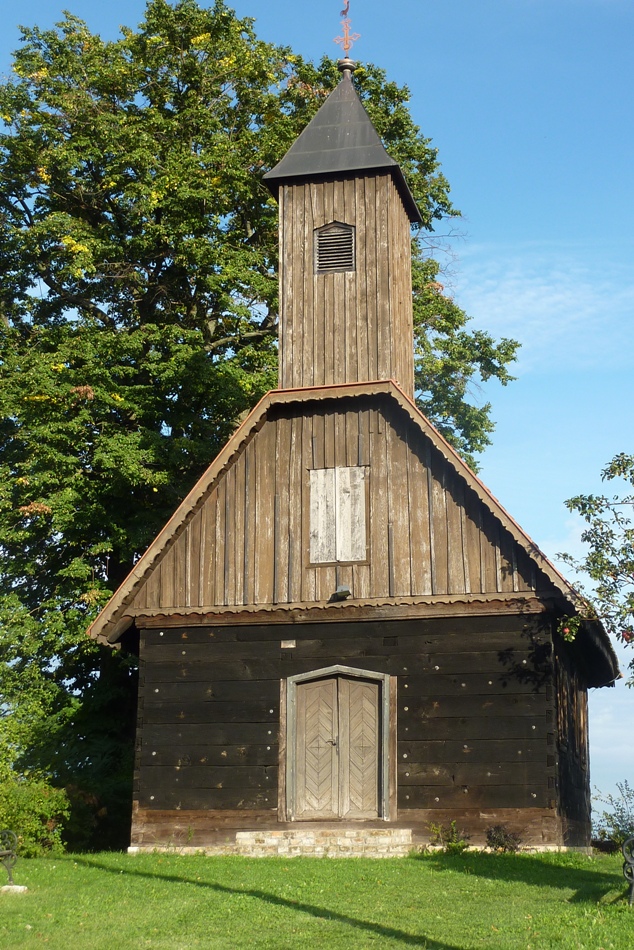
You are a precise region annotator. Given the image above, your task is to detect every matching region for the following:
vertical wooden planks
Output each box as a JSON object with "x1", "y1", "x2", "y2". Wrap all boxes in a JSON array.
[
  {"x1": 302, "y1": 185, "x2": 315, "y2": 388},
  {"x1": 515, "y1": 545, "x2": 537, "y2": 592},
  {"x1": 386, "y1": 411, "x2": 412, "y2": 596},
  {"x1": 355, "y1": 178, "x2": 369, "y2": 384},
  {"x1": 408, "y1": 430, "x2": 433, "y2": 596},
  {"x1": 144, "y1": 554, "x2": 161, "y2": 609},
  {"x1": 214, "y1": 477, "x2": 227, "y2": 606},
  {"x1": 316, "y1": 407, "x2": 337, "y2": 599},
  {"x1": 311, "y1": 183, "x2": 325, "y2": 387},
  {"x1": 288, "y1": 414, "x2": 303, "y2": 603},
  {"x1": 232, "y1": 451, "x2": 246, "y2": 606},
  {"x1": 343, "y1": 178, "x2": 357, "y2": 382},
  {"x1": 461, "y1": 491, "x2": 483, "y2": 595},
  {"x1": 369, "y1": 407, "x2": 390, "y2": 597},
  {"x1": 254, "y1": 420, "x2": 276, "y2": 604},
  {"x1": 445, "y1": 471, "x2": 467, "y2": 594},
  {"x1": 274, "y1": 414, "x2": 292, "y2": 604},
  {"x1": 364, "y1": 177, "x2": 378, "y2": 380},
  {"x1": 301, "y1": 414, "x2": 316, "y2": 603},
  {"x1": 201, "y1": 488, "x2": 216, "y2": 607},
  {"x1": 480, "y1": 509, "x2": 499, "y2": 593},
  {"x1": 354, "y1": 405, "x2": 371, "y2": 598},
  {"x1": 188, "y1": 508, "x2": 201, "y2": 608},
  {"x1": 376, "y1": 176, "x2": 391, "y2": 381},
  {"x1": 224, "y1": 463, "x2": 236, "y2": 606},
  {"x1": 323, "y1": 182, "x2": 335, "y2": 386},
  {"x1": 430, "y1": 451, "x2": 449, "y2": 595},
  {"x1": 243, "y1": 440, "x2": 256, "y2": 605},
  {"x1": 388, "y1": 178, "x2": 414, "y2": 396},
  {"x1": 159, "y1": 544, "x2": 176, "y2": 609},
  {"x1": 425, "y1": 440, "x2": 437, "y2": 595},
  {"x1": 332, "y1": 179, "x2": 346, "y2": 386},
  {"x1": 498, "y1": 528, "x2": 517, "y2": 593},
  {"x1": 292, "y1": 184, "x2": 305, "y2": 388},
  {"x1": 279, "y1": 185, "x2": 292, "y2": 387}
]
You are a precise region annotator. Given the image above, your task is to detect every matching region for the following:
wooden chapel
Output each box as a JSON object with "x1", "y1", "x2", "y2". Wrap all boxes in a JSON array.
[{"x1": 88, "y1": 58, "x2": 619, "y2": 854}]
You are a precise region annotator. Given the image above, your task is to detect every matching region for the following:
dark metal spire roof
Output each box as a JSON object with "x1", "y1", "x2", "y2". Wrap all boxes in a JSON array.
[{"x1": 264, "y1": 66, "x2": 422, "y2": 225}]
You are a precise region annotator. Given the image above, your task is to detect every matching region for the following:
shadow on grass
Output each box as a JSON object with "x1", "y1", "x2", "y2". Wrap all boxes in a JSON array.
[
  {"x1": 74, "y1": 855, "x2": 465, "y2": 949},
  {"x1": 415, "y1": 852, "x2": 625, "y2": 904}
]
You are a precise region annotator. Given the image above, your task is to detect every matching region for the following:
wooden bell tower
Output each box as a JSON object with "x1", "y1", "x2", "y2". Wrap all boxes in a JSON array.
[{"x1": 264, "y1": 60, "x2": 422, "y2": 395}]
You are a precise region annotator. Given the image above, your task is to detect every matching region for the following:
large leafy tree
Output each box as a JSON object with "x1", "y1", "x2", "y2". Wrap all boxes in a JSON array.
[
  {"x1": 560, "y1": 454, "x2": 634, "y2": 684},
  {"x1": 0, "y1": 0, "x2": 517, "y2": 846}
]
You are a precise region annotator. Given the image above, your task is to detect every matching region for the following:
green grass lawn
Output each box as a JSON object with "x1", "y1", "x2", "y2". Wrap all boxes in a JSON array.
[{"x1": 1, "y1": 850, "x2": 633, "y2": 949}]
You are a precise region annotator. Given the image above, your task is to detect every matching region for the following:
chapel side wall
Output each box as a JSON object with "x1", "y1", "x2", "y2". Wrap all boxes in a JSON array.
[
  {"x1": 278, "y1": 175, "x2": 414, "y2": 394},
  {"x1": 554, "y1": 637, "x2": 591, "y2": 846},
  {"x1": 131, "y1": 615, "x2": 562, "y2": 849}
]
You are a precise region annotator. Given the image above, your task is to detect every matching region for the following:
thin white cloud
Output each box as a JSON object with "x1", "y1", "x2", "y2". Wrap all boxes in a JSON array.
[{"x1": 451, "y1": 244, "x2": 634, "y2": 374}]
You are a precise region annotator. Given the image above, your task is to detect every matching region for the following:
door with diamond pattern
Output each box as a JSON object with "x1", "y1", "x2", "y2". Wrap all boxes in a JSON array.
[{"x1": 294, "y1": 675, "x2": 380, "y2": 819}]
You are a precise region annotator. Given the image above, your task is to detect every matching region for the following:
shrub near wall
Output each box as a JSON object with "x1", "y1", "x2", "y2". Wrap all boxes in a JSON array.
[{"x1": 0, "y1": 775, "x2": 69, "y2": 856}]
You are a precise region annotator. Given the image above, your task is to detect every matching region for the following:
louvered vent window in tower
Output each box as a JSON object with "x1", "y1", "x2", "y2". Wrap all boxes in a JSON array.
[{"x1": 315, "y1": 222, "x2": 355, "y2": 274}]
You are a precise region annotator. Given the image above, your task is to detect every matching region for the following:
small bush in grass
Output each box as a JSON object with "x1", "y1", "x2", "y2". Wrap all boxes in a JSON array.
[
  {"x1": 486, "y1": 824, "x2": 522, "y2": 852},
  {"x1": 429, "y1": 820, "x2": 470, "y2": 854},
  {"x1": 0, "y1": 774, "x2": 69, "y2": 856},
  {"x1": 593, "y1": 780, "x2": 634, "y2": 847}
]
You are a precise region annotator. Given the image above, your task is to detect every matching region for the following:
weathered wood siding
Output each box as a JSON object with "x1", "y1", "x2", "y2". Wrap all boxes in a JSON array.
[
  {"x1": 278, "y1": 174, "x2": 414, "y2": 395},
  {"x1": 132, "y1": 615, "x2": 558, "y2": 843},
  {"x1": 554, "y1": 637, "x2": 591, "y2": 843},
  {"x1": 129, "y1": 397, "x2": 545, "y2": 614}
]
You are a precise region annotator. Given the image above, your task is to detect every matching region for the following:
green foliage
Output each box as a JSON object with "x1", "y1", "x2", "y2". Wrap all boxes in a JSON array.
[
  {"x1": 593, "y1": 781, "x2": 634, "y2": 847},
  {"x1": 0, "y1": 774, "x2": 69, "y2": 857},
  {"x1": 428, "y1": 819, "x2": 471, "y2": 854},
  {"x1": 557, "y1": 614, "x2": 583, "y2": 643},
  {"x1": 485, "y1": 824, "x2": 522, "y2": 853},
  {"x1": 0, "y1": 0, "x2": 518, "y2": 849},
  {"x1": 559, "y1": 453, "x2": 634, "y2": 681}
]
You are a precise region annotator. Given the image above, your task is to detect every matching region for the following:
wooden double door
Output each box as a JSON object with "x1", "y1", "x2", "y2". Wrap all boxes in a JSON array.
[{"x1": 294, "y1": 675, "x2": 381, "y2": 819}]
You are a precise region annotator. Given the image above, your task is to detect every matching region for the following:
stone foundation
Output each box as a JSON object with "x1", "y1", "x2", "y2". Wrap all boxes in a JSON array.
[
  {"x1": 129, "y1": 827, "x2": 413, "y2": 857},
  {"x1": 234, "y1": 828, "x2": 412, "y2": 857}
]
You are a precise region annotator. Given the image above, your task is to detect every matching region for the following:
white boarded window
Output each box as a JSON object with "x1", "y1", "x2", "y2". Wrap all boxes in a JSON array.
[
  {"x1": 314, "y1": 222, "x2": 355, "y2": 274},
  {"x1": 309, "y1": 466, "x2": 367, "y2": 563}
]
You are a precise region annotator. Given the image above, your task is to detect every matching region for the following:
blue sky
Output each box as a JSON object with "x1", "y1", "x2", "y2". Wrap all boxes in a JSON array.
[{"x1": 2, "y1": 0, "x2": 633, "y2": 804}]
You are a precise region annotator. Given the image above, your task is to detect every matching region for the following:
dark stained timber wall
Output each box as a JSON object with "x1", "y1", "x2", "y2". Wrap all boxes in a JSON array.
[{"x1": 134, "y1": 614, "x2": 559, "y2": 837}]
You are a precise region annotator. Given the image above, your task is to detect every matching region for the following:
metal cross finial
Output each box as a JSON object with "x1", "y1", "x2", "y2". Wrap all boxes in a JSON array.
[{"x1": 334, "y1": 1, "x2": 360, "y2": 59}]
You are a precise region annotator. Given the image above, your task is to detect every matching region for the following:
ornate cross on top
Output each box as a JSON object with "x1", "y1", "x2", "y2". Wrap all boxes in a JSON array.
[{"x1": 334, "y1": 1, "x2": 360, "y2": 59}]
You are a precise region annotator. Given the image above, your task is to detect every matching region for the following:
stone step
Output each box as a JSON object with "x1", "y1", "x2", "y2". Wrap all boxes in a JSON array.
[{"x1": 234, "y1": 828, "x2": 413, "y2": 857}]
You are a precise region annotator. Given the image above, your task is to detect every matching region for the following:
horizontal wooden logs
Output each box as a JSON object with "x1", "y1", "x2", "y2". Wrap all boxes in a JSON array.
[
  {"x1": 141, "y1": 679, "x2": 280, "y2": 704},
  {"x1": 397, "y1": 739, "x2": 548, "y2": 763},
  {"x1": 139, "y1": 745, "x2": 278, "y2": 768},
  {"x1": 398, "y1": 785, "x2": 550, "y2": 809},
  {"x1": 143, "y1": 659, "x2": 552, "y2": 692},
  {"x1": 143, "y1": 723, "x2": 279, "y2": 745},
  {"x1": 138, "y1": 788, "x2": 275, "y2": 810},
  {"x1": 397, "y1": 716, "x2": 549, "y2": 741},
  {"x1": 139, "y1": 765, "x2": 278, "y2": 790},
  {"x1": 135, "y1": 617, "x2": 559, "y2": 823},
  {"x1": 397, "y1": 761, "x2": 548, "y2": 787},
  {"x1": 142, "y1": 701, "x2": 278, "y2": 725},
  {"x1": 142, "y1": 617, "x2": 545, "y2": 644}
]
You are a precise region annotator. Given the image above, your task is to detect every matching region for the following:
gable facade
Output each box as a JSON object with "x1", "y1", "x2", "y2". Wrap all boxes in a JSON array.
[
  {"x1": 125, "y1": 390, "x2": 549, "y2": 619},
  {"x1": 89, "y1": 61, "x2": 618, "y2": 855}
]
